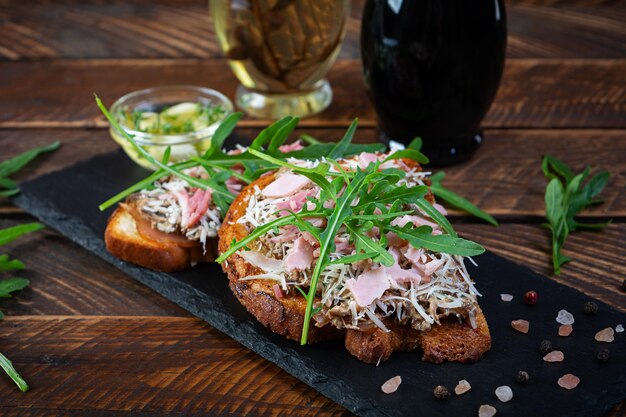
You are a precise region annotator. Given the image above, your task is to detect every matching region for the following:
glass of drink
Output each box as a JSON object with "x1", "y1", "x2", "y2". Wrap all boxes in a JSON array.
[
  {"x1": 361, "y1": 0, "x2": 507, "y2": 166},
  {"x1": 211, "y1": 0, "x2": 350, "y2": 119}
]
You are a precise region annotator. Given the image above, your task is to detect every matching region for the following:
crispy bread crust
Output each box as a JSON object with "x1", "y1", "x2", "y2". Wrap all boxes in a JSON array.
[
  {"x1": 105, "y1": 206, "x2": 215, "y2": 272},
  {"x1": 219, "y1": 168, "x2": 491, "y2": 362}
]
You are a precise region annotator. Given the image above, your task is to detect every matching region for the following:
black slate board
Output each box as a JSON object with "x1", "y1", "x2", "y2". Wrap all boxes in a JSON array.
[{"x1": 12, "y1": 150, "x2": 626, "y2": 417}]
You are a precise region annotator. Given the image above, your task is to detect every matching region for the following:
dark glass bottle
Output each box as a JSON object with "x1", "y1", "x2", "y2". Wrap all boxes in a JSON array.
[{"x1": 361, "y1": 0, "x2": 507, "y2": 166}]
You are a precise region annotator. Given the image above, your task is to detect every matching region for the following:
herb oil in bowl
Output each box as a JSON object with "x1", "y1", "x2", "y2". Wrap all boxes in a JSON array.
[{"x1": 109, "y1": 86, "x2": 233, "y2": 170}]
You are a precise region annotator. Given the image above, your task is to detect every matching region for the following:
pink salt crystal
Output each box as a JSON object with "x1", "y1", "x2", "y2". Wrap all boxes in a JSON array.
[
  {"x1": 511, "y1": 319, "x2": 529, "y2": 333},
  {"x1": 558, "y1": 374, "x2": 580, "y2": 390},
  {"x1": 559, "y1": 324, "x2": 573, "y2": 337},
  {"x1": 478, "y1": 404, "x2": 497, "y2": 417},
  {"x1": 543, "y1": 350, "x2": 565, "y2": 362},
  {"x1": 500, "y1": 294, "x2": 513, "y2": 302},
  {"x1": 455, "y1": 379, "x2": 471, "y2": 395},
  {"x1": 595, "y1": 327, "x2": 615, "y2": 343},
  {"x1": 381, "y1": 376, "x2": 402, "y2": 394}
]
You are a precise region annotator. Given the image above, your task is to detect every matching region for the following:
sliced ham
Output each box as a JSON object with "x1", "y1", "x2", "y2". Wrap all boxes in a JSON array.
[
  {"x1": 357, "y1": 152, "x2": 381, "y2": 169},
  {"x1": 273, "y1": 284, "x2": 284, "y2": 299},
  {"x1": 185, "y1": 188, "x2": 212, "y2": 227},
  {"x1": 285, "y1": 236, "x2": 315, "y2": 272},
  {"x1": 346, "y1": 267, "x2": 391, "y2": 307},
  {"x1": 433, "y1": 203, "x2": 448, "y2": 216},
  {"x1": 239, "y1": 250, "x2": 283, "y2": 273},
  {"x1": 262, "y1": 173, "x2": 311, "y2": 198},
  {"x1": 402, "y1": 246, "x2": 445, "y2": 277},
  {"x1": 278, "y1": 141, "x2": 304, "y2": 153},
  {"x1": 274, "y1": 189, "x2": 316, "y2": 214},
  {"x1": 226, "y1": 176, "x2": 243, "y2": 194},
  {"x1": 391, "y1": 215, "x2": 441, "y2": 234},
  {"x1": 384, "y1": 247, "x2": 423, "y2": 284}
]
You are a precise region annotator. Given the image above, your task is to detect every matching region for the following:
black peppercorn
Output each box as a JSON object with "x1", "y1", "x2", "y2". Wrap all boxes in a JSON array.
[
  {"x1": 516, "y1": 371, "x2": 530, "y2": 384},
  {"x1": 433, "y1": 385, "x2": 450, "y2": 399},
  {"x1": 597, "y1": 349, "x2": 610, "y2": 363},
  {"x1": 539, "y1": 339, "x2": 553, "y2": 354},
  {"x1": 584, "y1": 301, "x2": 598, "y2": 316}
]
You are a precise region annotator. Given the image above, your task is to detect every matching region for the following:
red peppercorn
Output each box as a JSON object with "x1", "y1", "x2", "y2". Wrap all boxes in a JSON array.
[{"x1": 524, "y1": 290, "x2": 538, "y2": 305}]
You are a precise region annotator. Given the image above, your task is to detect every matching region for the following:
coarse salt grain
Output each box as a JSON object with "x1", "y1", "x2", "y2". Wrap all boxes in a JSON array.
[
  {"x1": 616, "y1": 324, "x2": 624, "y2": 333},
  {"x1": 543, "y1": 350, "x2": 565, "y2": 362},
  {"x1": 595, "y1": 327, "x2": 615, "y2": 343},
  {"x1": 500, "y1": 294, "x2": 513, "y2": 302},
  {"x1": 381, "y1": 376, "x2": 402, "y2": 394},
  {"x1": 511, "y1": 319, "x2": 529, "y2": 333},
  {"x1": 495, "y1": 385, "x2": 513, "y2": 402},
  {"x1": 558, "y1": 374, "x2": 580, "y2": 390},
  {"x1": 556, "y1": 309, "x2": 575, "y2": 325},
  {"x1": 479, "y1": 404, "x2": 497, "y2": 417},
  {"x1": 455, "y1": 379, "x2": 471, "y2": 395},
  {"x1": 559, "y1": 324, "x2": 573, "y2": 337}
]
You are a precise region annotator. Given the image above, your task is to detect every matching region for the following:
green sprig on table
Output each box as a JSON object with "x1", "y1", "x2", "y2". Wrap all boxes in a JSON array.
[
  {"x1": 408, "y1": 138, "x2": 498, "y2": 226},
  {"x1": 542, "y1": 155, "x2": 611, "y2": 275},
  {"x1": 0, "y1": 222, "x2": 45, "y2": 392},
  {"x1": 0, "y1": 141, "x2": 61, "y2": 197}
]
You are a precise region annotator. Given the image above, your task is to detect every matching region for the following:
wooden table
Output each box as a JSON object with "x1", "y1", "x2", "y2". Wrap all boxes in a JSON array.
[{"x1": 1, "y1": 1, "x2": 624, "y2": 415}]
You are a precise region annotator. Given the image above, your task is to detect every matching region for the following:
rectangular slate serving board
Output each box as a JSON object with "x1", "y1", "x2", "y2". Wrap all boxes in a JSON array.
[{"x1": 12, "y1": 149, "x2": 626, "y2": 417}]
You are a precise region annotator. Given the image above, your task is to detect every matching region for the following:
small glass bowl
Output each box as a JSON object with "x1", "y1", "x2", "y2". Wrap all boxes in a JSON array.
[{"x1": 109, "y1": 85, "x2": 234, "y2": 170}]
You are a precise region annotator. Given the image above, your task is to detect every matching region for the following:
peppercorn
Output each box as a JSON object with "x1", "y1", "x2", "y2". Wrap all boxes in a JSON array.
[
  {"x1": 433, "y1": 385, "x2": 450, "y2": 399},
  {"x1": 539, "y1": 339, "x2": 553, "y2": 354},
  {"x1": 515, "y1": 371, "x2": 530, "y2": 384},
  {"x1": 524, "y1": 290, "x2": 538, "y2": 305},
  {"x1": 597, "y1": 349, "x2": 610, "y2": 363},
  {"x1": 584, "y1": 301, "x2": 598, "y2": 316}
]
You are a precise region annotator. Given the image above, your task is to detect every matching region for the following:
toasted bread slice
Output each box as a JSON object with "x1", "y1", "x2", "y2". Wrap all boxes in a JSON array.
[
  {"x1": 219, "y1": 172, "x2": 491, "y2": 363},
  {"x1": 105, "y1": 205, "x2": 215, "y2": 272}
]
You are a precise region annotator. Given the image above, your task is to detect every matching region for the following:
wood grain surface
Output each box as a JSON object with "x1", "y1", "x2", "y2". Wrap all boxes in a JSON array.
[
  {"x1": 0, "y1": 0, "x2": 624, "y2": 416},
  {"x1": 1, "y1": 59, "x2": 625, "y2": 128}
]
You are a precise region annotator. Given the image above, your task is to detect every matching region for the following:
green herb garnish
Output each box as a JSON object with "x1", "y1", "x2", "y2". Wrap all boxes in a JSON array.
[
  {"x1": 429, "y1": 172, "x2": 499, "y2": 226},
  {"x1": 542, "y1": 155, "x2": 611, "y2": 274},
  {"x1": 0, "y1": 222, "x2": 45, "y2": 392},
  {"x1": 0, "y1": 142, "x2": 61, "y2": 197}
]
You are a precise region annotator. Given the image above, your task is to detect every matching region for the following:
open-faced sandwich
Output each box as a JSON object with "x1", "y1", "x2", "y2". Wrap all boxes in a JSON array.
[
  {"x1": 217, "y1": 149, "x2": 491, "y2": 363},
  {"x1": 98, "y1": 106, "x2": 386, "y2": 272}
]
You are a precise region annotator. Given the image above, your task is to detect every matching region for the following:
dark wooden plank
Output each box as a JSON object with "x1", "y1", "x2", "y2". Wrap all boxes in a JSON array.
[
  {"x1": 1, "y1": 0, "x2": 625, "y2": 60},
  {"x1": 2, "y1": 128, "x2": 625, "y2": 218},
  {"x1": 0, "y1": 316, "x2": 352, "y2": 416},
  {"x1": 0, "y1": 315, "x2": 624, "y2": 416},
  {"x1": 456, "y1": 223, "x2": 626, "y2": 310},
  {"x1": 1, "y1": 59, "x2": 625, "y2": 129},
  {"x1": 0, "y1": 217, "x2": 186, "y2": 317}
]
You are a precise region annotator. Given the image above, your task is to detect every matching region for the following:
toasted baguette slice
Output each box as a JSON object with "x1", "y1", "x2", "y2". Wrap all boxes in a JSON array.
[
  {"x1": 219, "y1": 172, "x2": 491, "y2": 363},
  {"x1": 105, "y1": 206, "x2": 215, "y2": 272}
]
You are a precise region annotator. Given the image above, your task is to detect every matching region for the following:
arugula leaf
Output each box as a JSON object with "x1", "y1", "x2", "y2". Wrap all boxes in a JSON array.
[
  {"x1": 429, "y1": 171, "x2": 499, "y2": 226},
  {"x1": 415, "y1": 197, "x2": 457, "y2": 237},
  {"x1": 0, "y1": 223, "x2": 45, "y2": 246},
  {"x1": 387, "y1": 225, "x2": 485, "y2": 256},
  {"x1": 0, "y1": 255, "x2": 24, "y2": 272},
  {"x1": 328, "y1": 119, "x2": 358, "y2": 159},
  {"x1": 201, "y1": 112, "x2": 243, "y2": 158},
  {"x1": 384, "y1": 149, "x2": 429, "y2": 165},
  {"x1": 345, "y1": 223, "x2": 394, "y2": 267},
  {"x1": 542, "y1": 155, "x2": 611, "y2": 274},
  {"x1": 267, "y1": 117, "x2": 300, "y2": 154},
  {"x1": 0, "y1": 278, "x2": 29, "y2": 298},
  {"x1": 0, "y1": 141, "x2": 60, "y2": 179},
  {"x1": 0, "y1": 353, "x2": 28, "y2": 392},
  {"x1": 0, "y1": 141, "x2": 61, "y2": 197}
]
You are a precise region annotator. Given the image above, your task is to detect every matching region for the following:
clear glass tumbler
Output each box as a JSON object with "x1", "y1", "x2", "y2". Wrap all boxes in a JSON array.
[{"x1": 211, "y1": 0, "x2": 350, "y2": 119}]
